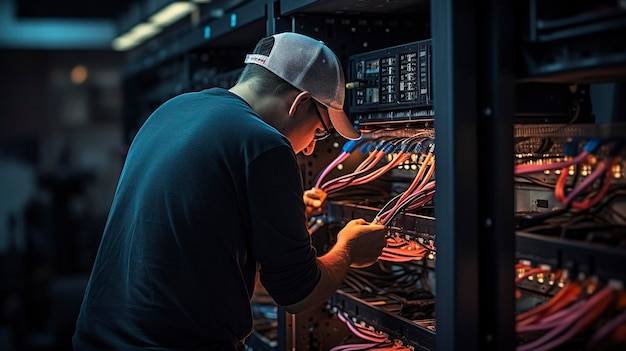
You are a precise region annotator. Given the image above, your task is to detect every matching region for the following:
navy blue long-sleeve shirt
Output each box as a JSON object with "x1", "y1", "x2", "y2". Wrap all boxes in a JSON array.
[{"x1": 73, "y1": 88, "x2": 320, "y2": 349}]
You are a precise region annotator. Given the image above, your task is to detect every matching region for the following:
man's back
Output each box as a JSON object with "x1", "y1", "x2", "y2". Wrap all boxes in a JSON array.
[{"x1": 73, "y1": 88, "x2": 319, "y2": 349}]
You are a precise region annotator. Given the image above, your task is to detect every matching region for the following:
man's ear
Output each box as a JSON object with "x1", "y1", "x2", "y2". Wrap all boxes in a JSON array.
[{"x1": 288, "y1": 91, "x2": 311, "y2": 116}]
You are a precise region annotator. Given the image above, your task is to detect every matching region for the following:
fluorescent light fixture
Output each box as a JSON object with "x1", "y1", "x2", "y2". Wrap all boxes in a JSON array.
[
  {"x1": 111, "y1": 1, "x2": 199, "y2": 51},
  {"x1": 150, "y1": 2, "x2": 198, "y2": 26},
  {"x1": 111, "y1": 34, "x2": 136, "y2": 51},
  {"x1": 130, "y1": 22, "x2": 163, "y2": 41},
  {"x1": 111, "y1": 22, "x2": 162, "y2": 51}
]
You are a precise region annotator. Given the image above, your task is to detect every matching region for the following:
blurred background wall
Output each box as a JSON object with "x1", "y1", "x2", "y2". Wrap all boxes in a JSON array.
[{"x1": 0, "y1": 1, "x2": 127, "y2": 348}]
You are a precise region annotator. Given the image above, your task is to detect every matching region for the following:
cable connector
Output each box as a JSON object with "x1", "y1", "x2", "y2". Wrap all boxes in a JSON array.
[
  {"x1": 428, "y1": 141, "x2": 435, "y2": 154},
  {"x1": 371, "y1": 216, "x2": 382, "y2": 225},
  {"x1": 563, "y1": 139, "x2": 580, "y2": 157},
  {"x1": 341, "y1": 139, "x2": 360, "y2": 153},
  {"x1": 582, "y1": 138, "x2": 603, "y2": 154},
  {"x1": 382, "y1": 141, "x2": 396, "y2": 154},
  {"x1": 412, "y1": 139, "x2": 425, "y2": 154},
  {"x1": 374, "y1": 140, "x2": 386, "y2": 151},
  {"x1": 419, "y1": 138, "x2": 435, "y2": 154},
  {"x1": 360, "y1": 140, "x2": 376, "y2": 154},
  {"x1": 400, "y1": 139, "x2": 414, "y2": 153}
]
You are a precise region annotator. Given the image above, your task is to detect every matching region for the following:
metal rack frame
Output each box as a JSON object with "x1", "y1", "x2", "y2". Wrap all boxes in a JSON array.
[{"x1": 119, "y1": 1, "x2": 626, "y2": 350}]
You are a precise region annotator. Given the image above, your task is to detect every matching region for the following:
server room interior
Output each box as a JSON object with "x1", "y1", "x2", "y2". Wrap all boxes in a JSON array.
[{"x1": 1, "y1": 0, "x2": 626, "y2": 350}]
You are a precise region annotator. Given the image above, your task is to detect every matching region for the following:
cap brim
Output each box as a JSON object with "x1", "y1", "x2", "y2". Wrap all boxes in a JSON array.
[{"x1": 327, "y1": 107, "x2": 361, "y2": 140}]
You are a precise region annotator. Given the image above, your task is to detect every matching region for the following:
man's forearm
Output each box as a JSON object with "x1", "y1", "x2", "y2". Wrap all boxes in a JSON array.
[{"x1": 282, "y1": 240, "x2": 352, "y2": 314}]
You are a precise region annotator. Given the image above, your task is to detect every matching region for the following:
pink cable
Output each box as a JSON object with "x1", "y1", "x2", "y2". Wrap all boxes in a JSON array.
[
  {"x1": 315, "y1": 151, "x2": 351, "y2": 188},
  {"x1": 379, "y1": 253, "x2": 426, "y2": 262},
  {"x1": 378, "y1": 182, "x2": 435, "y2": 224},
  {"x1": 516, "y1": 281, "x2": 581, "y2": 326},
  {"x1": 405, "y1": 189, "x2": 435, "y2": 211},
  {"x1": 391, "y1": 181, "x2": 435, "y2": 213},
  {"x1": 336, "y1": 312, "x2": 387, "y2": 343},
  {"x1": 379, "y1": 238, "x2": 427, "y2": 262},
  {"x1": 395, "y1": 152, "x2": 434, "y2": 205},
  {"x1": 516, "y1": 286, "x2": 615, "y2": 351},
  {"x1": 383, "y1": 156, "x2": 435, "y2": 222},
  {"x1": 347, "y1": 153, "x2": 411, "y2": 187},
  {"x1": 381, "y1": 246, "x2": 426, "y2": 257},
  {"x1": 515, "y1": 267, "x2": 550, "y2": 283},
  {"x1": 321, "y1": 150, "x2": 386, "y2": 192},
  {"x1": 529, "y1": 287, "x2": 615, "y2": 351},
  {"x1": 563, "y1": 158, "x2": 615, "y2": 206},
  {"x1": 354, "y1": 148, "x2": 385, "y2": 172},
  {"x1": 516, "y1": 299, "x2": 586, "y2": 333},
  {"x1": 514, "y1": 151, "x2": 589, "y2": 175},
  {"x1": 330, "y1": 343, "x2": 380, "y2": 351},
  {"x1": 536, "y1": 298, "x2": 585, "y2": 325}
]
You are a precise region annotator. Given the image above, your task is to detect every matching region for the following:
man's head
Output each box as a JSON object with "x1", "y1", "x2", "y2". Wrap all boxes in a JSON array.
[{"x1": 239, "y1": 32, "x2": 361, "y2": 141}]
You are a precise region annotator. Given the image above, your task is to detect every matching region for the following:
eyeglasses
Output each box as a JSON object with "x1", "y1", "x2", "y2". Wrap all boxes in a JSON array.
[{"x1": 312, "y1": 101, "x2": 331, "y2": 141}]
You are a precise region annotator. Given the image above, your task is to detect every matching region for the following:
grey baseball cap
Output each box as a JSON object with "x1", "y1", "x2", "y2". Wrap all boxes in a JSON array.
[{"x1": 244, "y1": 32, "x2": 361, "y2": 140}]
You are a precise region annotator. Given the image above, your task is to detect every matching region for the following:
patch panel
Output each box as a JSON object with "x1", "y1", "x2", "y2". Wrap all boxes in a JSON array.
[{"x1": 347, "y1": 40, "x2": 434, "y2": 126}]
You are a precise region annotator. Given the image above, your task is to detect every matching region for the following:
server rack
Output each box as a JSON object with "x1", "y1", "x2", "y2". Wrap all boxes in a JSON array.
[
  {"x1": 267, "y1": 3, "x2": 435, "y2": 349},
  {"x1": 118, "y1": 0, "x2": 626, "y2": 350}
]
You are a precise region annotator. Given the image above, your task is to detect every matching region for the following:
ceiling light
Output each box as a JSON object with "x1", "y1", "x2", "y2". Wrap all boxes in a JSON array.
[
  {"x1": 111, "y1": 22, "x2": 162, "y2": 51},
  {"x1": 112, "y1": 33, "x2": 136, "y2": 51},
  {"x1": 111, "y1": 1, "x2": 199, "y2": 51},
  {"x1": 149, "y1": 2, "x2": 198, "y2": 27},
  {"x1": 130, "y1": 22, "x2": 162, "y2": 41}
]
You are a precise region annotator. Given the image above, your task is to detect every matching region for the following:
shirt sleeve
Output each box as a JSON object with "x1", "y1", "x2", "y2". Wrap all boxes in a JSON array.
[{"x1": 246, "y1": 146, "x2": 321, "y2": 306}]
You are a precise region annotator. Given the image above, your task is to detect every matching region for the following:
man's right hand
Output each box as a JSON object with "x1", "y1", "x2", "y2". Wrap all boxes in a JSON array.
[
  {"x1": 283, "y1": 218, "x2": 387, "y2": 314},
  {"x1": 337, "y1": 218, "x2": 387, "y2": 268}
]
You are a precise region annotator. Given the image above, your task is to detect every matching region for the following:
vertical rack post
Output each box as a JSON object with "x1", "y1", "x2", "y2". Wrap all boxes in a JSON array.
[
  {"x1": 432, "y1": 0, "x2": 516, "y2": 349},
  {"x1": 475, "y1": 0, "x2": 516, "y2": 349},
  {"x1": 431, "y1": 0, "x2": 481, "y2": 349}
]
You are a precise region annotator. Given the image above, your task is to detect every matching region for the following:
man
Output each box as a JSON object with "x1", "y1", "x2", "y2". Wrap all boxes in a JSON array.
[{"x1": 73, "y1": 32, "x2": 387, "y2": 350}]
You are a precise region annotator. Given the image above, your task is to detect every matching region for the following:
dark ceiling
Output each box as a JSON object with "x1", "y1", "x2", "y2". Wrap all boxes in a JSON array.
[
  {"x1": 3, "y1": 0, "x2": 251, "y2": 49},
  {"x1": 16, "y1": 0, "x2": 130, "y2": 20}
]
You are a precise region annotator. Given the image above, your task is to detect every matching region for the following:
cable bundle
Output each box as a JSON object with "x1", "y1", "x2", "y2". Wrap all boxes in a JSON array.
[
  {"x1": 342, "y1": 261, "x2": 435, "y2": 320},
  {"x1": 329, "y1": 312, "x2": 414, "y2": 351},
  {"x1": 516, "y1": 279, "x2": 624, "y2": 351},
  {"x1": 319, "y1": 138, "x2": 407, "y2": 193},
  {"x1": 378, "y1": 236, "x2": 428, "y2": 262},
  {"x1": 515, "y1": 137, "x2": 626, "y2": 211},
  {"x1": 372, "y1": 139, "x2": 435, "y2": 225},
  {"x1": 315, "y1": 135, "x2": 433, "y2": 196},
  {"x1": 515, "y1": 263, "x2": 553, "y2": 284}
]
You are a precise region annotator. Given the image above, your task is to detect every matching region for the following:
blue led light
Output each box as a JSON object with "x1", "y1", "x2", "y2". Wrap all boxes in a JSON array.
[
  {"x1": 204, "y1": 26, "x2": 211, "y2": 39},
  {"x1": 230, "y1": 13, "x2": 237, "y2": 28}
]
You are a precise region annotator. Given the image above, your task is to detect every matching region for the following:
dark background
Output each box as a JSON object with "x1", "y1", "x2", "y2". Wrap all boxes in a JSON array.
[{"x1": 1, "y1": 1, "x2": 129, "y2": 350}]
